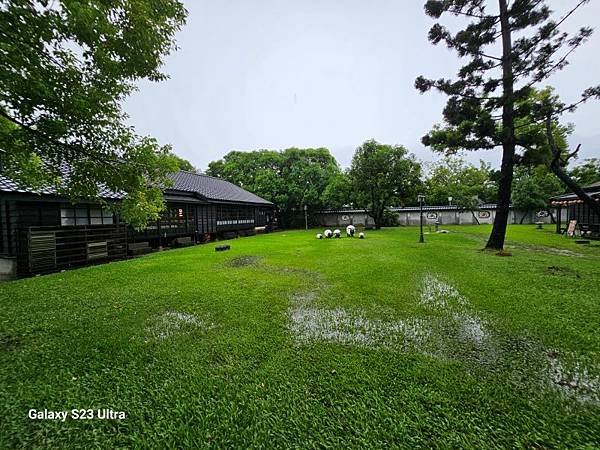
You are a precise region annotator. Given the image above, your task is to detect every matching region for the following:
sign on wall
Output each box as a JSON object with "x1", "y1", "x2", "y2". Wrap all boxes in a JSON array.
[
  {"x1": 341, "y1": 215, "x2": 350, "y2": 221},
  {"x1": 478, "y1": 211, "x2": 491, "y2": 219},
  {"x1": 536, "y1": 210, "x2": 550, "y2": 218},
  {"x1": 426, "y1": 212, "x2": 438, "y2": 220}
]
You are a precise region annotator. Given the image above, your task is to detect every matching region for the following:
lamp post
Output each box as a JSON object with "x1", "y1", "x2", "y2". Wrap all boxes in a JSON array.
[
  {"x1": 301, "y1": 180, "x2": 309, "y2": 231},
  {"x1": 304, "y1": 204, "x2": 308, "y2": 230},
  {"x1": 418, "y1": 194, "x2": 425, "y2": 243}
]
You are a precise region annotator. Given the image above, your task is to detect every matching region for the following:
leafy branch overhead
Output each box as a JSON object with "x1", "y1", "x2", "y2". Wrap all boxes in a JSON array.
[{"x1": 0, "y1": 0, "x2": 188, "y2": 228}]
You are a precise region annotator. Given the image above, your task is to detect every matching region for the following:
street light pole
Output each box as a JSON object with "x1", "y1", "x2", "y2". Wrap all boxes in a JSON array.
[
  {"x1": 304, "y1": 204, "x2": 308, "y2": 231},
  {"x1": 418, "y1": 194, "x2": 425, "y2": 243}
]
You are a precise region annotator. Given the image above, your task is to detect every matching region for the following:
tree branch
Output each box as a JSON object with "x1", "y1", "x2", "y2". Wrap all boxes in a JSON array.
[
  {"x1": 512, "y1": 0, "x2": 589, "y2": 63},
  {"x1": 545, "y1": 115, "x2": 600, "y2": 216},
  {"x1": 565, "y1": 144, "x2": 581, "y2": 163},
  {"x1": 451, "y1": 10, "x2": 499, "y2": 20},
  {"x1": 0, "y1": 109, "x2": 126, "y2": 169},
  {"x1": 516, "y1": 39, "x2": 583, "y2": 88}
]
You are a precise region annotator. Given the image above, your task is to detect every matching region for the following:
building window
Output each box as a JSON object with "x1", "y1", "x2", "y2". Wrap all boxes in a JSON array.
[
  {"x1": 75, "y1": 208, "x2": 88, "y2": 226},
  {"x1": 61, "y1": 206, "x2": 114, "y2": 226},
  {"x1": 60, "y1": 208, "x2": 75, "y2": 226},
  {"x1": 103, "y1": 209, "x2": 114, "y2": 225},
  {"x1": 90, "y1": 208, "x2": 103, "y2": 225}
]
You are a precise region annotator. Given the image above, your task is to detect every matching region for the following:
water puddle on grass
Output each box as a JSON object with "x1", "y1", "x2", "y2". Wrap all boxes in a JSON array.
[
  {"x1": 145, "y1": 310, "x2": 212, "y2": 341},
  {"x1": 290, "y1": 291, "x2": 319, "y2": 307},
  {"x1": 290, "y1": 306, "x2": 430, "y2": 349},
  {"x1": 287, "y1": 273, "x2": 600, "y2": 404},
  {"x1": 420, "y1": 273, "x2": 467, "y2": 308},
  {"x1": 419, "y1": 275, "x2": 600, "y2": 403},
  {"x1": 287, "y1": 275, "x2": 491, "y2": 354},
  {"x1": 414, "y1": 273, "x2": 497, "y2": 364},
  {"x1": 546, "y1": 351, "x2": 600, "y2": 402},
  {"x1": 453, "y1": 312, "x2": 488, "y2": 347}
]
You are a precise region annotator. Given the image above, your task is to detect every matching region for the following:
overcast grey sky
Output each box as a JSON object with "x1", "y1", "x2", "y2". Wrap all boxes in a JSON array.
[{"x1": 124, "y1": 0, "x2": 600, "y2": 171}]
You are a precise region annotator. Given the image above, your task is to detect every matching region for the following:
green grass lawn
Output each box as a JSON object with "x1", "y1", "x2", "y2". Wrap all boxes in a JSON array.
[{"x1": 1, "y1": 225, "x2": 599, "y2": 449}]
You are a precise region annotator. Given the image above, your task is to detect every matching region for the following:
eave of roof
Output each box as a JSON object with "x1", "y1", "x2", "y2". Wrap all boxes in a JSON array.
[
  {"x1": 549, "y1": 183, "x2": 600, "y2": 205},
  {"x1": 0, "y1": 175, "x2": 123, "y2": 200},
  {"x1": 168, "y1": 171, "x2": 273, "y2": 206},
  {"x1": 1, "y1": 170, "x2": 274, "y2": 207},
  {"x1": 550, "y1": 194, "x2": 600, "y2": 206}
]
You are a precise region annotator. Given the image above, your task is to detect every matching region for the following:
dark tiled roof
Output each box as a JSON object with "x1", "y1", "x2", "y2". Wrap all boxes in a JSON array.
[
  {"x1": 0, "y1": 170, "x2": 272, "y2": 205},
  {"x1": 168, "y1": 171, "x2": 273, "y2": 205},
  {"x1": 0, "y1": 173, "x2": 122, "y2": 199}
]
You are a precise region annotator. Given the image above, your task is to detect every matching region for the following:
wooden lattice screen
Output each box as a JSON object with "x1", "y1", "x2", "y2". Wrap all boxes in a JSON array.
[{"x1": 17, "y1": 225, "x2": 127, "y2": 275}]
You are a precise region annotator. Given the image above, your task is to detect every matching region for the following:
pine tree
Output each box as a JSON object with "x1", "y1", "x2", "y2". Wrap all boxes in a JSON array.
[{"x1": 416, "y1": 0, "x2": 596, "y2": 250}]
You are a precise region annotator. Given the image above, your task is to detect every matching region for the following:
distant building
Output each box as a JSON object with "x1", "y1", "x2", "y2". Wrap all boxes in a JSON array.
[
  {"x1": 550, "y1": 181, "x2": 600, "y2": 236},
  {"x1": 0, "y1": 170, "x2": 275, "y2": 279}
]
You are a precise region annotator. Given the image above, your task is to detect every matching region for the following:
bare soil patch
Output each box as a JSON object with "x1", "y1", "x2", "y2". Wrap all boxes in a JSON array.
[
  {"x1": 0, "y1": 332, "x2": 20, "y2": 351},
  {"x1": 224, "y1": 255, "x2": 262, "y2": 268}
]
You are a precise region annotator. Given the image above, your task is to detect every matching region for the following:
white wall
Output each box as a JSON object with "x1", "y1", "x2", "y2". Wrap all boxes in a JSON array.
[{"x1": 316, "y1": 208, "x2": 557, "y2": 228}]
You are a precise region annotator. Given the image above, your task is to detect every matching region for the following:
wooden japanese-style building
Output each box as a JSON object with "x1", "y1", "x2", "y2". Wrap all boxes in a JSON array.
[
  {"x1": 550, "y1": 181, "x2": 600, "y2": 237},
  {"x1": 0, "y1": 170, "x2": 274, "y2": 278},
  {"x1": 132, "y1": 171, "x2": 275, "y2": 245}
]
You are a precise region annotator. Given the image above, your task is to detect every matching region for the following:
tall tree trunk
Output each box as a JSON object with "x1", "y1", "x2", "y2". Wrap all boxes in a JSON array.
[
  {"x1": 373, "y1": 207, "x2": 383, "y2": 229},
  {"x1": 486, "y1": 0, "x2": 515, "y2": 251}
]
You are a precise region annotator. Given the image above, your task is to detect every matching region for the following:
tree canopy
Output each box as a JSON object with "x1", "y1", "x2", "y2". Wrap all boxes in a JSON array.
[
  {"x1": 206, "y1": 148, "x2": 341, "y2": 227},
  {"x1": 416, "y1": 0, "x2": 597, "y2": 250},
  {"x1": 426, "y1": 157, "x2": 497, "y2": 213},
  {"x1": 348, "y1": 140, "x2": 422, "y2": 229},
  {"x1": 511, "y1": 165, "x2": 563, "y2": 223},
  {"x1": 0, "y1": 0, "x2": 187, "y2": 228},
  {"x1": 570, "y1": 159, "x2": 600, "y2": 187},
  {"x1": 167, "y1": 152, "x2": 197, "y2": 173},
  {"x1": 321, "y1": 172, "x2": 354, "y2": 210}
]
